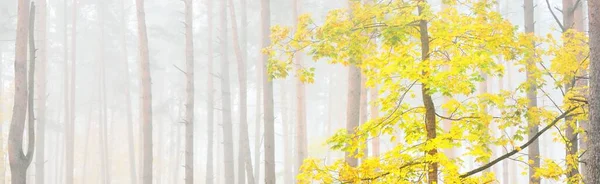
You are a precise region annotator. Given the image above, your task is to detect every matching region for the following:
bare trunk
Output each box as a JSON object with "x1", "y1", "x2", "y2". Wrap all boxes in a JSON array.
[
  {"x1": 370, "y1": 87, "x2": 379, "y2": 157},
  {"x1": 261, "y1": 0, "x2": 275, "y2": 182},
  {"x1": 280, "y1": 81, "x2": 292, "y2": 183},
  {"x1": 292, "y1": 0, "x2": 308, "y2": 176},
  {"x1": 253, "y1": 45, "x2": 262, "y2": 184},
  {"x1": 98, "y1": 1, "x2": 111, "y2": 183},
  {"x1": 120, "y1": 0, "x2": 137, "y2": 182},
  {"x1": 34, "y1": 0, "x2": 47, "y2": 183},
  {"x1": 0, "y1": 44, "x2": 5, "y2": 184},
  {"x1": 523, "y1": 1, "x2": 539, "y2": 183},
  {"x1": 8, "y1": 2, "x2": 35, "y2": 183},
  {"x1": 228, "y1": 1, "x2": 255, "y2": 183},
  {"x1": 359, "y1": 75, "x2": 368, "y2": 160},
  {"x1": 183, "y1": 1, "x2": 194, "y2": 183},
  {"x1": 135, "y1": 0, "x2": 153, "y2": 182},
  {"x1": 345, "y1": 65, "x2": 361, "y2": 167},
  {"x1": 205, "y1": 0, "x2": 215, "y2": 183},
  {"x1": 219, "y1": 0, "x2": 235, "y2": 183},
  {"x1": 586, "y1": 0, "x2": 600, "y2": 183},
  {"x1": 65, "y1": 0, "x2": 76, "y2": 183}
]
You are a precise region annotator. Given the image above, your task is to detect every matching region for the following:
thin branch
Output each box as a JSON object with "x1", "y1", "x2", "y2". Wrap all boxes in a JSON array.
[
  {"x1": 172, "y1": 64, "x2": 187, "y2": 75},
  {"x1": 460, "y1": 106, "x2": 579, "y2": 178},
  {"x1": 545, "y1": 0, "x2": 565, "y2": 32}
]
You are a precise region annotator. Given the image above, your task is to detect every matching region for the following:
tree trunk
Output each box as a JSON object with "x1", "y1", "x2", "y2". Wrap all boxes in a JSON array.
[
  {"x1": 135, "y1": 0, "x2": 153, "y2": 182},
  {"x1": 8, "y1": 2, "x2": 35, "y2": 183},
  {"x1": 345, "y1": 65, "x2": 361, "y2": 167},
  {"x1": 205, "y1": 0, "x2": 215, "y2": 183},
  {"x1": 98, "y1": 1, "x2": 111, "y2": 183},
  {"x1": 183, "y1": 0, "x2": 194, "y2": 183},
  {"x1": 34, "y1": 0, "x2": 47, "y2": 183},
  {"x1": 280, "y1": 81, "x2": 292, "y2": 183},
  {"x1": 292, "y1": 0, "x2": 308, "y2": 176},
  {"x1": 228, "y1": 1, "x2": 255, "y2": 183},
  {"x1": 417, "y1": 2, "x2": 437, "y2": 183},
  {"x1": 585, "y1": 0, "x2": 600, "y2": 183},
  {"x1": 218, "y1": 0, "x2": 235, "y2": 183},
  {"x1": 261, "y1": 0, "x2": 275, "y2": 182},
  {"x1": 253, "y1": 43, "x2": 262, "y2": 184},
  {"x1": 359, "y1": 75, "x2": 368, "y2": 160},
  {"x1": 0, "y1": 44, "x2": 5, "y2": 184},
  {"x1": 65, "y1": 0, "x2": 76, "y2": 183},
  {"x1": 120, "y1": 0, "x2": 137, "y2": 182},
  {"x1": 370, "y1": 87, "x2": 379, "y2": 157},
  {"x1": 523, "y1": 1, "x2": 539, "y2": 183}
]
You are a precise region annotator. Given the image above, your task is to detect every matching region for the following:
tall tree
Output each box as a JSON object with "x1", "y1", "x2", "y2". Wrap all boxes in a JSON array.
[
  {"x1": 34, "y1": 0, "x2": 47, "y2": 183},
  {"x1": 228, "y1": 0, "x2": 255, "y2": 183},
  {"x1": 219, "y1": 0, "x2": 235, "y2": 182},
  {"x1": 98, "y1": 0, "x2": 110, "y2": 182},
  {"x1": 524, "y1": 0, "x2": 539, "y2": 183},
  {"x1": 61, "y1": 0, "x2": 69, "y2": 181},
  {"x1": 135, "y1": 0, "x2": 153, "y2": 182},
  {"x1": 120, "y1": 0, "x2": 137, "y2": 183},
  {"x1": 586, "y1": 0, "x2": 600, "y2": 183},
  {"x1": 205, "y1": 0, "x2": 215, "y2": 183},
  {"x1": 292, "y1": 0, "x2": 308, "y2": 176},
  {"x1": 261, "y1": 0, "x2": 275, "y2": 182},
  {"x1": 8, "y1": 1, "x2": 35, "y2": 183},
  {"x1": 183, "y1": 0, "x2": 195, "y2": 183},
  {"x1": 65, "y1": 0, "x2": 77, "y2": 183},
  {"x1": 344, "y1": 0, "x2": 361, "y2": 168},
  {"x1": 280, "y1": 81, "x2": 292, "y2": 183}
]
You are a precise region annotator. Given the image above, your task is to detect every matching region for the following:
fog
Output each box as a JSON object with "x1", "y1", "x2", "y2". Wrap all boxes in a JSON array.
[{"x1": 0, "y1": 0, "x2": 594, "y2": 183}]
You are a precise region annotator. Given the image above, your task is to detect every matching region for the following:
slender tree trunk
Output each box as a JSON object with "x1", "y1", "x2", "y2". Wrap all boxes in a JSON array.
[
  {"x1": 205, "y1": 0, "x2": 215, "y2": 183},
  {"x1": 280, "y1": 81, "x2": 292, "y2": 183},
  {"x1": 344, "y1": 1, "x2": 361, "y2": 168},
  {"x1": 120, "y1": 0, "x2": 137, "y2": 183},
  {"x1": 586, "y1": 0, "x2": 600, "y2": 183},
  {"x1": 64, "y1": 0, "x2": 76, "y2": 183},
  {"x1": 98, "y1": 1, "x2": 111, "y2": 183},
  {"x1": 523, "y1": 1, "x2": 539, "y2": 183},
  {"x1": 370, "y1": 86, "x2": 379, "y2": 156},
  {"x1": 253, "y1": 46, "x2": 262, "y2": 184},
  {"x1": 135, "y1": 0, "x2": 153, "y2": 182},
  {"x1": 219, "y1": 0, "x2": 235, "y2": 182},
  {"x1": 0, "y1": 44, "x2": 5, "y2": 184},
  {"x1": 228, "y1": 1, "x2": 255, "y2": 183},
  {"x1": 8, "y1": 2, "x2": 35, "y2": 183},
  {"x1": 34, "y1": 0, "x2": 47, "y2": 183},
  {"x1": 261, "y1": 0, "x2": 275, "y2": 182},
  {"x1": 183, "y1": 0, "x2": 195, "y2": 183},
  {"x1": 417, "y1": 2, "x2": 437, "y2": 183},
  {"x1": 292, "y1": 0, "x2": 308, "y2": 176},
  {"x1": 359, "y1": 75, "x2": 368, "y2": 160}
]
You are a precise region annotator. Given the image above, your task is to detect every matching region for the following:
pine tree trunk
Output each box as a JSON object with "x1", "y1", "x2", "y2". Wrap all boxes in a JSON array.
[
  {"x1": 8, "y1": 2, "x2": 35, "y2": 183},
  {"x1": 261, "y1": 0, "x2": 275, "y2": 182},
  {"x1": 183, "y1": 1, "x2": 194, "y2": 183},
  {"x1": 120, "y1": 0, "x2": 137, "y2": 182},
  {"x1": 135, "y1": 0, "x2": 153, "y2": 182},
  {"x1": 65, "y1": 0, "x2": 76, "y2": 183},
  {"x1": 523, "y1": 1, "x2": 539, "y2": 183},
  {"x1": 585, "y1": 0, "x2": 600, "y2": 183},
  {"x1": 228, "y1": 1, "x2": 255, "y2": 183},
  {"x1": 218, "y1": 0, "x2": 235, "y2": 182},
  {"x1": 205, "y1": 0, "x2": 215, "y2": 183},
  {"x1": 34, "y1": 0, "x2": 47, "y2": 183}
]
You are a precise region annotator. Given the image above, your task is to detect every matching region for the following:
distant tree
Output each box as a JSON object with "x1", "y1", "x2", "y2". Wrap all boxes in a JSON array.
[
  {"x1": 34, "y1": 0, "x2": 47, "y2": 183},
  {"x1": 261, "y1": 0, "x2": 275, "y2": 182},
  {"x1": 205, "y1": 0, "x2": 215, "y2": 183},
  {"x1": 219, "y1": 0, "x2": 235, "y2": 182},
  {"x1": 134, "y1": 0, "x2": 154, "y2": 182},
  {"x1": 183, "y1": 0, "x2": 194, "y2": 183}
]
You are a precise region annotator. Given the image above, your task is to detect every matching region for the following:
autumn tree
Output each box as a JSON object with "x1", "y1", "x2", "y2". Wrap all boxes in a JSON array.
[{"x1": 266, "y1": 0, "x2": 589, "y2": 183}]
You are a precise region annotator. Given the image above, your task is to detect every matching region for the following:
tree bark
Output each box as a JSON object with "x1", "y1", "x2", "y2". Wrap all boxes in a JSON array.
[
  {"x1": 228, "y1": 0, "x2": 256, "y2": 183},
  {"x1": 183, "y1": 0, "x2": 194, "y2": 183},
  {"x1": 370, "y1": 87, "x2": 379, "y2": 157},
  {"x1": 261, "y1": 0, "x2": 275, "y2": 182},
  {"x1": 280, "y1": 81, "x2": 292, "y2": 183},
  {"x1": 135, "y1": 0, "x2": 153, "y2": 182},
  {"x1": 205, "y1": 0, "x2": 215, "y2": 183},
  {"x1": 292, "y1": 0, "x2": 308, "y2": 176},
  {"x1": 34, "y1": 0, "x2": 47, "y2": 183},
  {"x1": 65, "y1": 0, "x2": 76, "y2": 183},
  {"x1": 585, "y1": 0, "x2": 600, "y2": 183},
  {"x1": 219, "y1": 0, "x2": 235, "y2": 182},
  {"x1": 359, "y1": 75, "x2": 368, "y2": 160},
  {"x1": 8, "y1": 2, "x2": 35, "y2": 183},
  {"x1": 61, "y1": 0, "x2": 69, "y2": 181},
  {"x1": 344, "y1": 0, "x2": 361, "y2": 167},
  {"x1": 98, "y1": 1, "x2": 111, "y2": 183},
  {"x1": 417, "y1": 2, "x2": 437, "y2": 183},
  {"x1": 120, "y1": 0, "x2": 137, "y2": 183},
  {"x1": 524, "y1": 1, "x2": 539, "y2": 183}
]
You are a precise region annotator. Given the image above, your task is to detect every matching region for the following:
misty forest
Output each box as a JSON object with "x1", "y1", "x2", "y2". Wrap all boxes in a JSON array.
[{"x1": 2, "y1": 0, "x2": 600, "y2": 183}]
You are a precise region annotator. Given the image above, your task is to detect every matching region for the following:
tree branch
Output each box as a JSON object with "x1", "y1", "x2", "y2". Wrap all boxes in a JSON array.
[
  {"x1": 545, "y1": 0, "x2": 565, "y2": 32},
  {"x1": 460, "y1": 106, "x2": 579, "y2": 178}
]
